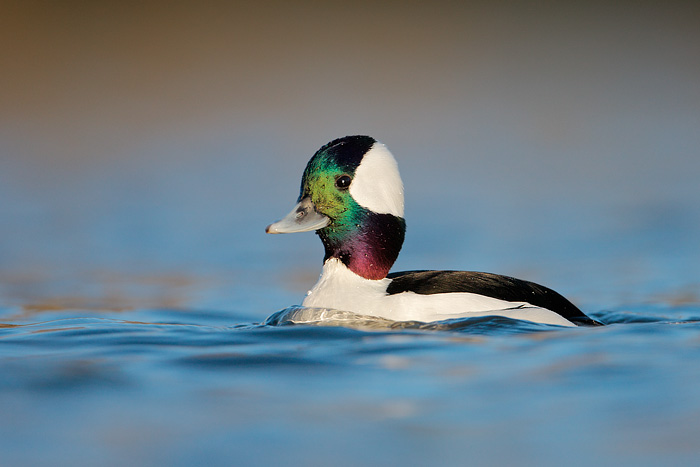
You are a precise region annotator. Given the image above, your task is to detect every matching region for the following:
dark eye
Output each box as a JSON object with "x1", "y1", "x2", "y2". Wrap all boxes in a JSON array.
[{"x1": 335, "y1": 175, "x2": 352, "y2": 189}]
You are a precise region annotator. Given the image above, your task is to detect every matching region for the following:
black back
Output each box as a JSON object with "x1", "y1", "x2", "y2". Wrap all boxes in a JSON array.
[{"x1": 386, "y1": 270, "x2": 602, "y2": 326}]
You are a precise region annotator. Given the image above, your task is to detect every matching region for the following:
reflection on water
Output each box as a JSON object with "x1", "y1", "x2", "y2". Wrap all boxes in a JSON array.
[{"x1": 264, "y1": 305, "x2": 572, "y2": 334}]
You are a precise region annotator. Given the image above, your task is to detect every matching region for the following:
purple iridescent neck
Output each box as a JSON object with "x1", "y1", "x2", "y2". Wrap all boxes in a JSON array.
[{"x1": 318, "y1": 213, "x2": 405, "y2": 280}]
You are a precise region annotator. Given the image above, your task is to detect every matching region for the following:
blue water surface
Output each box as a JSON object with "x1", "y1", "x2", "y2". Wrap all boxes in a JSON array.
[{"x1": 2, "y1": 302, "x2": 700, "y2": 466}]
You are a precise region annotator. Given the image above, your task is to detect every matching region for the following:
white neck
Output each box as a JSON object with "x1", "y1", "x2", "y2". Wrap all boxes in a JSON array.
[{"x1": 302, "y1": 258, "x2": 390, "y2": 313}]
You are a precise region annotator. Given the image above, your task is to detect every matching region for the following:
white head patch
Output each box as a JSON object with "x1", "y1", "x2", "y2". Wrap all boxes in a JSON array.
[{"x1": 349, "y1": 142, "x2": 405, "y2": 217}]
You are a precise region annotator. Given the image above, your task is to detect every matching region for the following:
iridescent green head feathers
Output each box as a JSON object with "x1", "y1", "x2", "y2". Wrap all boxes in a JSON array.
[{"x1": 266, "y1": 135, "x2": 406, "y2": 280}]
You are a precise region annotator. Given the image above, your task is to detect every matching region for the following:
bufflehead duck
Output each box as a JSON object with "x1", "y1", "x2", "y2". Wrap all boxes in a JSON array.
[{"x1": 267, "y1": 136, "x2": 601, "y2": 327}]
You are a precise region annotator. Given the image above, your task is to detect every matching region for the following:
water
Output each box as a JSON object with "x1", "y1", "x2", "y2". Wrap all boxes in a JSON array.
[
  {"x1": 3, "y1": 305, "x2": 700, "y2": 466},
  {"x1": 2, "y1": 2, "x2": 700, "y2": 466}
]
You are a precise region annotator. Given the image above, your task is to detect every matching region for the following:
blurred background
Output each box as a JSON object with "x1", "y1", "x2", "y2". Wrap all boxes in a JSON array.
[{"x1": 1, "y1": 0, "x2": 699, "y2": 318}]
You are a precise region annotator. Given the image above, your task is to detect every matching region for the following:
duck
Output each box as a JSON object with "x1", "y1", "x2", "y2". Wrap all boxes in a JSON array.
[{"x1": 266, "y1": 135, "x2": 601, "y2": 327}]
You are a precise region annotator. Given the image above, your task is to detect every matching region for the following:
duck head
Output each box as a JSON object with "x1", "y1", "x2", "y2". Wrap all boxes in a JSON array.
[{"x1": 266, "y1": 135, "x2": 406, "y2": 280}]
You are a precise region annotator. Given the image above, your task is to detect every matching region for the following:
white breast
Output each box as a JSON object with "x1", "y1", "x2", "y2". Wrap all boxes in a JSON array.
[{"x1": 301, "y1": 259, "x2": 576, "y2": 327}]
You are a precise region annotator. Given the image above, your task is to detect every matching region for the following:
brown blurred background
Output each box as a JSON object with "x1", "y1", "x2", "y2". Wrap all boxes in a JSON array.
[{"x1": 1, "y1": 1, "x2": 699, "y2": 310}]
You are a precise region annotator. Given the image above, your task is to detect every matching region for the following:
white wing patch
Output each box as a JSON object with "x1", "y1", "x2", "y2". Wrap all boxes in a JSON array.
[{"x1": 349, "y1": 142, "x2": 404, "y2": 217}]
